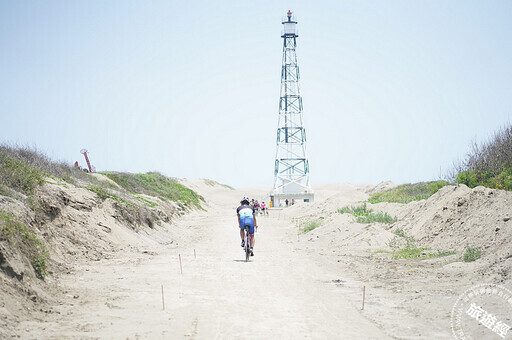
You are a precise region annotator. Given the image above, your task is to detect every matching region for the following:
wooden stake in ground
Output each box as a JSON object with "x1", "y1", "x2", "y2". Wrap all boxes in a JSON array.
[
  {"x1": 362, "y1": 285, "x2": 366, "y2": 310},
  {"x1": 179, "y1": 254, "x2": 183, "y2": 274},
  {"x1": 161, "y1": 284, "x2": 165, "y2": 310},
  {"x1": 194, "y1": 249, "x2": 196, "y2": 259},
  {"x1": 297, "y1": 220, "x2": 300, "y2": 241}
]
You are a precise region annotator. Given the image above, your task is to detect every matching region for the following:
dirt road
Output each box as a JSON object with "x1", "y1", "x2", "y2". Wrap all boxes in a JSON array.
[{"x1": 17, "y1": 192, "x2": 390, "y2": 339}]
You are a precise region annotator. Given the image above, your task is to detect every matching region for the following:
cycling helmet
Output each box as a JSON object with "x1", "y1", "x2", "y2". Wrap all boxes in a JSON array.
[{"x1": 241, "y1": 196, "x2": 250, "y2": 204}]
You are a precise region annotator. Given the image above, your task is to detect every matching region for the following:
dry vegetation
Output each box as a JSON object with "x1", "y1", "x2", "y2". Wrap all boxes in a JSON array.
[{"x1": 453, "y1": 123, "x2": 512, "y2": 190}]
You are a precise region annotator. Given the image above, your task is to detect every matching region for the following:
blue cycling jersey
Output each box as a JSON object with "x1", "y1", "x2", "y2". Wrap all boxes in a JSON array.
[{"x1": 237, "y1": 204, "x2": 255, "y2": 234}]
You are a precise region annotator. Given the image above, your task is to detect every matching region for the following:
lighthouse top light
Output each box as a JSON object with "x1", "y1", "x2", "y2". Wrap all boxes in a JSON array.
[{"x1": 282, "y1": 10, "x2": 297, "y2": 36}]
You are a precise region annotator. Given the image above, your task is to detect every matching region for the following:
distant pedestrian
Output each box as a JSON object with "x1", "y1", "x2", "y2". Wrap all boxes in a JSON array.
[{"x1": 261, "y1": 202, "x2": 268, "y2": 216}]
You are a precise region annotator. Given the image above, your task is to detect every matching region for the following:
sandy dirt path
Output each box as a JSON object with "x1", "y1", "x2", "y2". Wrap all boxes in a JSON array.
[{"x1": 17, "y1": 200, "x2": 390, "y2": 339}]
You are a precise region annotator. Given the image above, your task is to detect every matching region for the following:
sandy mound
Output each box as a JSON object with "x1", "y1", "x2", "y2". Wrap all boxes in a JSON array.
[
  {"x1": 387, "y1": 184, "x2": 512, "y2": 279},
  {"x1": 277, "y1": 183, "x2": 512, "y2": 337},
  {"x1": 293, "y1": 183, "x2": 512, "y2": 281},
  {"x1": 366, "y1": 180, "x2": 397, "y2": 194},
  {"x1": 0, "y1": 177, "x2": 197, "y2": 336},
  {"x1": 90, "y1": 173, "x2": 122, "y2": 189}
]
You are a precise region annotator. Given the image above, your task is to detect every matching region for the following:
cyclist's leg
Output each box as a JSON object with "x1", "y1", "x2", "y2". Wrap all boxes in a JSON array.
[
  {"x1": 250, "y1": 233, "x2": 255, "y2": 248},
  {"x1": 246, "y1": 218, "x2": 255, "y2": 249},
  {"x1": 239, "y1": 217, "x2": 246, "y2": 244}
]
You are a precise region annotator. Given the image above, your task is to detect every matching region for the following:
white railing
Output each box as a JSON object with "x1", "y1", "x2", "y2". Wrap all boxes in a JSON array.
[{"x1": 281, "y1": 29, "x2": 299, "y2": 36}]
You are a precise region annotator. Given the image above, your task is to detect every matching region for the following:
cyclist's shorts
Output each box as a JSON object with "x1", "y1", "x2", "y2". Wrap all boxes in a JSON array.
[{"x1": 239, "y1": 216, "x2": 255, "y2": 234}]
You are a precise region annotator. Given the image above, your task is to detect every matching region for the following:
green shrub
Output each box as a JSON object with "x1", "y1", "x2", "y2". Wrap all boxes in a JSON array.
[
  {"x1": 457, "y1": 168, "x2": 512, "y2": 191},
  {"x1": 456, "y1": 170, "x2": 479, "y2": 188},
  {"x1": 463, "y1": 247, "x2": 481, "y2": 262},
  {"x1": 368, "y1": 181, "x2": 450, "y2": 204},
  {"x1": 454, "y1": 124, "x2": 512, "y2": 191}
]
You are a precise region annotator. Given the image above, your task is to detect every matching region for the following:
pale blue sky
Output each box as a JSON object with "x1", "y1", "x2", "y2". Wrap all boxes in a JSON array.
[{"x1": 1, "y1": 1, "x2": 511, "y2": 188}]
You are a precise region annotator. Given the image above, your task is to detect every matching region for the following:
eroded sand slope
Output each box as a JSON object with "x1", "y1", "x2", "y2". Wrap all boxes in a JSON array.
[{"x1": 2, "y1": 179, "x2": 511, "y2": 338}]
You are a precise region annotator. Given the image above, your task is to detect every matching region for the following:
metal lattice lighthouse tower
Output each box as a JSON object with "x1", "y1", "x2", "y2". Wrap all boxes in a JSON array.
[{"x1": 271, "y1": 10, "x2": 314, "y2": 207}]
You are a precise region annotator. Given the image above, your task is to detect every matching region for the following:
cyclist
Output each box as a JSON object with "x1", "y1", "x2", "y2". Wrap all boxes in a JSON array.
[
  {"x1": 261, "y1": 201, "x2": 267, "y2": 215},
  {"x1": 254, "y1": 200, "x2": 260, "y2": 215},
  {"x1": 237, "y1": 196, "x2": 258, "y2": 256}
]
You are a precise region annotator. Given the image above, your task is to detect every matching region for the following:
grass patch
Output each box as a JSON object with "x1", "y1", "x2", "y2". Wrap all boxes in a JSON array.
[
  {"x1": 434, "y1": 250, "x2": 457, "y2": 258},
  {"x1": 463, "y1": 247, "x2": 481, "y2": 262},
  {"x1": 86, "y1": 186, "x2": 158, "y2": 228},
  {"x1": 302, "y1": 220, "x2": 321, "y2": 233},
  {"x1": 0, "y1": 152, "x2": 45, "y2": 196},
  {"x1": 373, "y1": 248, "x2": 456, "y2": 259},
  {"x1": 87, "y1": 185, "x2": 119, "y2": 201},
  {"x1": 338, "y1": 203, "x2": 370, "y2": 217},
  {"x1": 368, "y1": 181, "x2": 449, "y2": 204},
  {"x1": 388, "y1": 228, "x2": 416, "y2": 250},
  {"x1": 0, "y1": 144, "x2": 94, "y2": 189},
  {"x1": 391, "y1": 247, "x2": 430, "y2": 259},
  {"x1": 102, "y1": 172, "x2": 204, "y2": 209},
  {"x1": 0, "y1": 210, "x2": 49, "y2": 279},
  {"x1": 382, "y1": 228, "x2": 455, "y2": 259},
  {"x1": 390, "y1": 248, "x2": 456, "y2": 259},
  {"x1": 135, "y1": 196, "x2": 159, "y2": 207},
  {"x1": 0, "y1": 146, "x2": 203, "y2": 209},
  {"x1": 338, "y1": 203, "x2": 397, "y2": 224},
  {"x1": 394, "y1": 228, "x2": 406, "y2": 238},
  {"x1": 356, "y1": 212, "x2": 397, "y2": 224}
]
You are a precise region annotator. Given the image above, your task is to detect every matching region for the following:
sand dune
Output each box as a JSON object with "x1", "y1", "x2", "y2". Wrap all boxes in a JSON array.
[{"x1": 1, "y1": 178, "x2": 511, "y2": 338}]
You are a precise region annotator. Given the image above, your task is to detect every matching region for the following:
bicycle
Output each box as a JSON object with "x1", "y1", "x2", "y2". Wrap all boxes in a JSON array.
[{"x1": 244, "y1": 225, "x2": 252, "y2": 262}]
